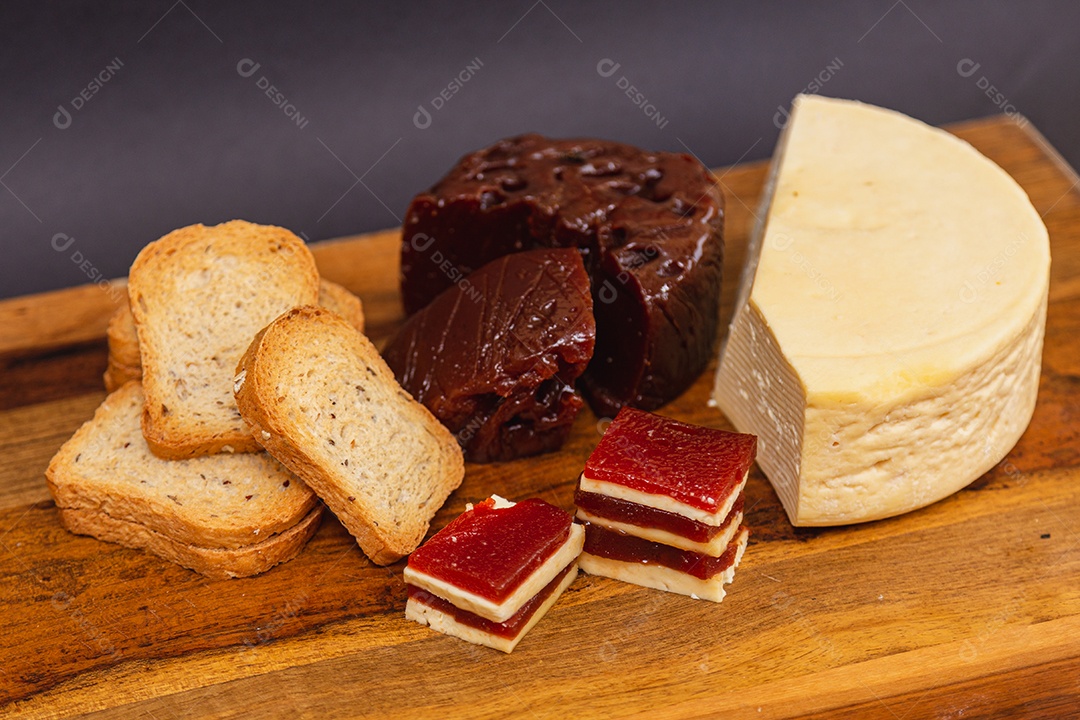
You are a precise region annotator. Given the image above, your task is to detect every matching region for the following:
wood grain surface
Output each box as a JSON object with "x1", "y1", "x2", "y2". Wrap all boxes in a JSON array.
[{"x1": 2, "y1": 116, "x2": 1079, "y2": 719}]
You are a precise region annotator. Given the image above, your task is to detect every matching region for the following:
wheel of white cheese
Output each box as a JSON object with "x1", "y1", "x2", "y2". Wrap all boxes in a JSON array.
[{"x1": 712, "y1": 94, "x2": 1051, "y2": 526}]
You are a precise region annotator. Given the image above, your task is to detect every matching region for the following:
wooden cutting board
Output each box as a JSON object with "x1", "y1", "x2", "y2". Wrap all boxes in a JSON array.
[{"x1": 2, "y1": 115, "x2": 1079, "y2": 719}]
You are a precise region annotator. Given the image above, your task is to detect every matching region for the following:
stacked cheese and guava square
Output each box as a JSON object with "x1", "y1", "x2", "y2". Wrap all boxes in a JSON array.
[
  {"x1": 574, "y1": 407, "x2": 756, "y2": 602},
  {"x1": 713, "y1": 95, "x2": 1051, "y2": 526},
  {"x1": 404, "y1": 496, "x2": 584, "y2": 653}
]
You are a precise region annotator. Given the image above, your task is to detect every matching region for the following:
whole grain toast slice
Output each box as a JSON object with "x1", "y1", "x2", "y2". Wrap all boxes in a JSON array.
[
  {"x1": 46, "y1": 382, "x2": 319, "y2": 550},
  {"x1": 59, "y1": 505, "x2": 323, "y2": 579},
  {"x1": 105, "y1": 279, "x2": 364, "y2": 392},
  {"x1": 316, "y1": 280, "x2": 365, "y2": 334},
  {"x1": 128, "y1": 220, "x2": 321, "y2": 458},
  {"x1": 234, "y1": 306, "x2": 465, "y2": 564},
  {"x1": 107, "y1": 300, "x2": 144, "y2": 369},
  {"x1": 104, "y1": 356, "x2": 143, "y2": 394}
]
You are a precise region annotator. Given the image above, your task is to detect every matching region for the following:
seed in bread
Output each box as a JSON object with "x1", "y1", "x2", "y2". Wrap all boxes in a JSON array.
[
  {"x1": 234, "y1": 305, "x2": 465, "y2": 565},
  {"x1": 45, "y1": 382, "x2": 321, "y2": 576},
  {"x1": 104, "y1": 279, "x2": 364, "y2": 392},
  {"x1": 128, "y1": 220, "x2": 321, "y2": 458},
  {"x1": 46, "y1": 382, "x2": 319, "y2": 548}
]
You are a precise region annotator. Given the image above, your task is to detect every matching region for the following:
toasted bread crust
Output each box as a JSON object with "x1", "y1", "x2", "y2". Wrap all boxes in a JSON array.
[
  {"x1": 129, "y1": 220, "x2": 321, "y2": 459},
  {"x1": 46, "y1": 382, "x2": 318, "y2": 549},
  {"x1": 104, "y1": 357, "x2": 142, "y2": 393},
  {"x1": 234, "y1": 306, "x2": 464, "y2": 564},
  {"x1": 107, "y1": 301, "x2": 143, "y2": 368},
  {"x1": 58, "y1": 505, "x2": 323, "y2": 579},
  {"x1": 104, "y1": 279, "x2": 364, "y2": 392},
  {"x1": 315, "y1": 280, "x2": 365, "y2": 334}
]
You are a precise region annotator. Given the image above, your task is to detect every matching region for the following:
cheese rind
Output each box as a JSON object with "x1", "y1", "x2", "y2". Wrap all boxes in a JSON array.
[{"x1": 713, "y1": 95, "x2": 1050, "y2": 526}]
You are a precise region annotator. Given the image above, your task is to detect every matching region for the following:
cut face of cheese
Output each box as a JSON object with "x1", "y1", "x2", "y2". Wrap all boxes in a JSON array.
[
  {"x1": 577, "y1": 473, "x2": 747, "y2": 527},
  {"x1": 405, "y1": 563, "x2": 579, "y2": 654},
  {"x1": 712, "y1": 94, "x2": 1050, "y2": 526},
  {"x1": 578, "y1": 527, "x2": 749, "y2": 603},
  {"x1": 574, "y1": 496, "x2": 743, "y2": 555},
  {"x1": 404, "y1": 522, "x2": 584, "y2": 623}
]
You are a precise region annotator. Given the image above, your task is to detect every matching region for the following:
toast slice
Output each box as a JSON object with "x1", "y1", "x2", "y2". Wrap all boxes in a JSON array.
[
  {"x1": 105, "y1": 279, "x2": 364, "y2": 392},
  {"x1": 316, "y1": 280, "x2": 366, "y2": 334},
  {"x1": 104, "y1": 356, "x2": 143, "y2": 394},
  {"x1": 128, "y1": 220, "x2": 321, "y2": 458},
  {"x1": 46, "y1": 382, "x2": 319, "y2": 550},
  {"x1": 107, "y1": 299, "x2": 143, "y2": 369},
  {"x1": 234, "y1": 306, "x2": 465, "y2": 564},
  {"x1": 59, "y1": 505, "x2": 323, "y2": 579}
]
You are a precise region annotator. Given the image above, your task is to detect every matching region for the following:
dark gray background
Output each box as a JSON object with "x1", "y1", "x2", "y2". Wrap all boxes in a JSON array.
[{"x1": 2, "y1": 1, "x2": 1077, "y2": 299}]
